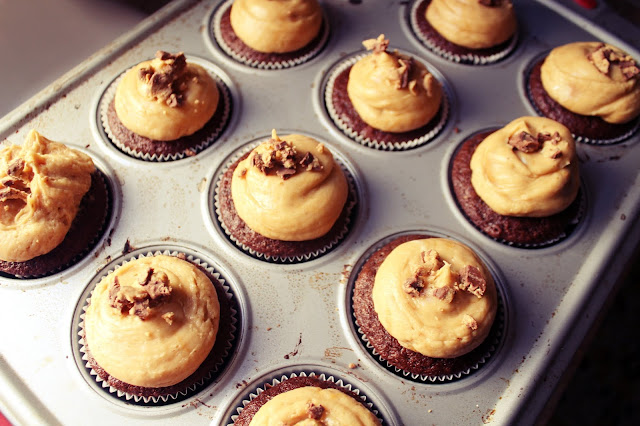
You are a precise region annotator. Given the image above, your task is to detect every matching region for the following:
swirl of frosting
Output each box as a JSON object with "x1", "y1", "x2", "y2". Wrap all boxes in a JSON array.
[
  {"x1": 115, "y1": 51, "x2": 219, "y2": 141},
  {"x1": 231, "y1": 131, "x2": 348, "y2": 241},
  {"x1": 470, "y1": 116, "x2": 580, "y2": 217},
  {"x1": 425, "y1": 0, "x2": 516, "y2": 49},
  {"x1": 0, "y1": 130, "x2": 94, "y2": 262},
  {"x1": 230, "y1": 0, "x2": 322, "y2": 53},
  {"x1": 540, "y1": 42, "x2": 640, "y2": 124},
  {"x1": 249, "y1": 386, "x2": 381, "y2": 425},
  {"x1": 372, "y1": 238, "x2": 497, "y2": 359},
  {"x1": 347, "y1": 35, "x2": 443, "y2": 133},
  {"x1": 84, "y1": 255, "x2": 220, "y2": 388}
]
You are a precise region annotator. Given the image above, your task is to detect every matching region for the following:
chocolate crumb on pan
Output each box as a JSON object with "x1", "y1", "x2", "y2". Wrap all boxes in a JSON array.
[
  {"x1": 409, "y1": 0, "x2": 518, "y2": 65},
  {"x1": 77, "y1": 250, "x2": 240, "y2": 405},
  {"x1": 449, "y1": 129, "x2": 585, "y2": 248},
  {"x1": 351, "y1": 234, "x2": 504, "y2": 383},
  {"x1": 211, "y1": 0, "x2": 330, "y2": 70}
]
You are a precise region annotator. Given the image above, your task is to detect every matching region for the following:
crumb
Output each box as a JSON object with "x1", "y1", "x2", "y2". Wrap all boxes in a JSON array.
[{"x1": 348, "y1": 363, "x2": 357, "y2": 369}]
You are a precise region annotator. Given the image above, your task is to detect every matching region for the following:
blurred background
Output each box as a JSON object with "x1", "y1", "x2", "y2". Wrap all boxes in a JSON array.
[{"x1": 0, "y1": 0, "x2": 638, "y2": 424}]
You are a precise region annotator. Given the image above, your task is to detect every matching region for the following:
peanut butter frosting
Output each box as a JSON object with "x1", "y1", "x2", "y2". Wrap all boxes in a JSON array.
[
  {"x1": 540, "y1": 42, "x2": 640, "y2": 124},
  {"x1": 470, "y1": 116, "x2": 580, "y2": 217},
  {"x1": 347, "y1": 35, "x2": 443, "y2": 133},
  {"x1": 84, "y1": 255, "x2": 220, "y2": 388},
  {"x1": 231, "y1": 131, "x2": 348, "y2": 241},
  {"x1": 425, "y1": 0, "x2": 516, "y2": 49},
  {"x1": 249, "y1": 386, "x2": 381, "y2": 425},
  {"x1": 114, "y1": 51, "x2": 219, "y2": 141},
  {"x1": 0, "y1": 130, "x2": 94, "y2": 263},
  {"x1": 372, "y1": 238, "x2": 497, "y2": 359},
  {"x1": 230, "y1": 0, "x2": 323, "y2": 53}
]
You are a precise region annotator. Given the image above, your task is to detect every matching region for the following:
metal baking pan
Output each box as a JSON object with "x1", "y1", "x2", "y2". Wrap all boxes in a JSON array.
[{"x1": 1, "y1": 0, "x2": 639, "y2": 424}]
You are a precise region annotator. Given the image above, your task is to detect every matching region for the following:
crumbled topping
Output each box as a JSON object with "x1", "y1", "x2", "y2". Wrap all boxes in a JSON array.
[
  {"x1": 307, "y1": 403, "x2": 325, "y2": 420},
  {"x1": 433, "y1": 286, "x2": 455, "y2": 303},
  {"x1": 403, "y1": 250, "x2": 443, "y2": 297},
  {"x1": 509, "y1": 131, "x2": 565, "y2": 158},
  {"x1": 362, "y1": 34, "x2": 389, "y2": 53},
  {"x1": 403, "y1": 250, "x2": 488, "y2": 303},
  {"x1": 397, "y1": 57, "x2": 414, "y2": 90},
  {"x1": 108, "y1": 267, "x2": 173, "y2": 320},
  {"x1": 588, "y1": 44, "x2": 640, "y2": 80},
  {"x1": 507, "y1": 131, "x2": 541, "y2": 153},
  {"x1": 1, "y1": 159, "x2": 30, "y2": 202},
  {"x1": 138, "y1": 51, "x2": 189, "y2": 107},
  {"x1": 457, "y1": 265, "x2": 487, "y2": 298},
  {"x1": 162, "y1": 312, "x2": 175, "y2": 325},
  {"x1": 463, "y1": 314, "x2": 479, "y2": 330},
  {"x1": 249, "y1": 130, "x2": 324, "y2": 180}
]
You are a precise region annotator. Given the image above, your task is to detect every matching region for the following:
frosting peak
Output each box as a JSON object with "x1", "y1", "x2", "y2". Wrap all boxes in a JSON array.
[
  {"x1": 347, "y1": 35, "x2": 442, "y2": 132},
  {"x1": 470, "y1": 116, "x2": 580, "y2": 217},
  {"x1": 540, "y1": 42, "x2": 640, "y2": 124}
]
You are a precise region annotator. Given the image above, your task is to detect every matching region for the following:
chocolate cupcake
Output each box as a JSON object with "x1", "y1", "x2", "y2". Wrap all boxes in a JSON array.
[
  {"x1": 525, "y1": 42, "x2": 640, "y2": 144},
  {"x1": 77, "y1": 251, "x2": 239, "y2": 404},
  {"x1": 324, "y1": 35, "x2": 449, "y2": 150},
  {"x1": 101, "y1": 51, "x2": 231, "y2": 161},
  {"x1": 0, "y1": 130, "x2": 111, "y2": 278},
  {"x1": 214, "y1": 131, "x2": 358, "y2": 263},
  {"x1": 211, "y1": 0, "x2": 329, "y2": 70},
  {"x1": 410, "y1": 0, "x2": 518, "y2": 65},
  {"x1": 351, "y1": 233, "x2": 503, "y2": 382},
  {"x1": 230, "y1": 372, "x2": 383, "y2": 425},
  {"x1": 450, "y1": 117, "x2": 584, "y2": 248}
]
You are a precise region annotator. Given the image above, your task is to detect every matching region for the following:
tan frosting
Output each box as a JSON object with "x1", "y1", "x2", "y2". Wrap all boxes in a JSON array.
[
  {"x1": 0, "y1": 130, "x2": 94, "y2": 262},
  {"x1": 470, "y1": 116, "x2": 580, "y2": 217},
  {"x1": 540, "y1": 42, "x2": 640, "y2": 123},
  {"x1": 231, "y1": 131, "x2": 348, "y2": 241},
  {"x1": 425, "y1": 0, "x2": 516, "y2": 49},
  {"x1": 347, "y1": 35, "x2": 443, "y2": 133},
  {"x1": 84, "y1": 255, "x2": 219, "y2": 388},
  {"x1": 249, "y1": 386, "x2": 381, "y2": 425},
  {"x1": 230, "y1": 0, "x2": 322, "y2": 53},
  {"x1": 114, "y1": 51, "x2": 219, "y2": 141},
  {"x1": 372, "y1": 238, "x2": 497, "y2": 359}
]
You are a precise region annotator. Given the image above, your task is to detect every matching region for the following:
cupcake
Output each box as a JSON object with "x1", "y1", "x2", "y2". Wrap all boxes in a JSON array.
[
  {"x1": 326, "y1": 34, "x2": 448, "y2": 150},
  {"x1": 213, "y1": 0, "x2": 328, "y2": 69},
  {"x1": 104, "y1": 50, "x2": 231, "y2": 161},
  {"x1": 450, "y1": 116, "x2": 583, "y2": 247},
  {"x1": 411, "y1": 0, "x2": 518, "y2": 65},
  {"x1": 216, "y1": 130, "x2": 356, "y2": 263},
  {"x1": 80, "y1": 254, "x2": 231, "y2": 402},
  {"x1": 232, "y1": 374, "x2": 382, "y2": 425},
  {"x1": 526, "y1": 41, "x2": 640, "y2": 143},
  {"x1": 0, "y1": 130, "x2": 110, "y2": 278},
  {"x1": 352, "y1": 234, "x2": 500, "y2": 381}
]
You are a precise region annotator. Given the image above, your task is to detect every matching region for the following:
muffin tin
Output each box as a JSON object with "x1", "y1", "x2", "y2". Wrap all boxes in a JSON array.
[{"x1": 1, "y1": 0, "x2": 639, "y2": 425}]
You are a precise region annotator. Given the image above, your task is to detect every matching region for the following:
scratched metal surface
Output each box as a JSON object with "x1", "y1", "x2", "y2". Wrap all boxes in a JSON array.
[{"x1": 0, "y1": 1, "x2": 639, "y2": 425}]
